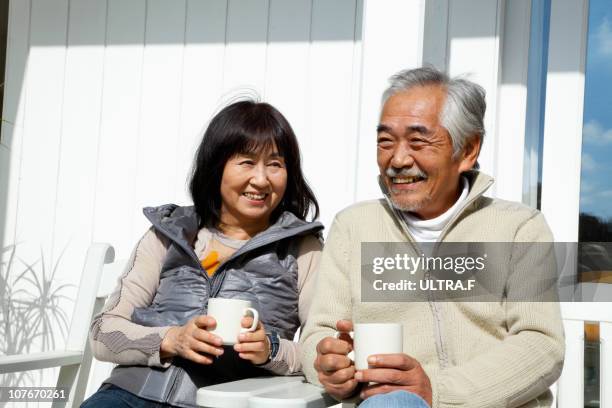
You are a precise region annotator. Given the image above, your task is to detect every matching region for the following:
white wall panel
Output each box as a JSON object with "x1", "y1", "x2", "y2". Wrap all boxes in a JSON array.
[
  {"x1": 264, "y1": 0, "x2": 311, "y2": 155},
  {"x1": 92, "y1": 0, "x2": 146, "y2": 260},
  {"x1": 1, "y1": 0, "x2": 424, "y2": 280},
  {"x1": 306, "y1": 0, "x2": 358, "y2": 228},
  {"x1": 540, "y1": 0, "x2": 589, "y2": 242},
  {"x1": 0, "y1": 0, "x2": 28, "y2": 152},
  {"x1": 130, "y1": 0, "x2": 186, "y2": 239},
  {"x1": 223, "y1": 0, "x2": 269, "y2": 94},
  {"x1": 174, "y1": 0, "x2": 227, "y2": 204},
  {"x1": 52, "y1": 0, "x2": 107, "y2": 320},
  {"x1": 0, "y1": 0, "x2": 30, "y2": 253},
  {"x1": 447, "y1": 0, "x2": 504, "y2": 193},
  {"x1": 2, "y1": 0, "x2": 369, "y2": 390},
  {"x1": 354, "y1": 0, "x2": 425, "y2": 202},
  {"x1": 1, "y1": 0, "x2": 420, "y2": 341},
  {"x1": 494, "y1": 0, "x2": 531, "y2": 202},
  {"x1": 2, "y1": 0, "x2": 368, "y2": 265},
  {"x1": 13, "y1": 0, "x2": 68, "y2": 292},
  {"x1": 422, "y1": 0, "x2": 449, "y2": 72}
]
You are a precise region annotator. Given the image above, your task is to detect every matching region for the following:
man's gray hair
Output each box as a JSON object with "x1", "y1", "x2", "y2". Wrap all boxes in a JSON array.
[{"x1": 381, "y1": 66, "x2": 486, "y2": 157}]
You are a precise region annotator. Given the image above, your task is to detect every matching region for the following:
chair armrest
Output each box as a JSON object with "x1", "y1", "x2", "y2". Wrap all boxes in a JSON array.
[{"x1": 0, "y1": 351, "x2": 83, "y2": 373}]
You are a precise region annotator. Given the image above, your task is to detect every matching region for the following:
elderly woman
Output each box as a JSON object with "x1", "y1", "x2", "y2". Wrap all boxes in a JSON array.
[{"x1": 81, "y1": 100, "x2": 323, "y2": 408}]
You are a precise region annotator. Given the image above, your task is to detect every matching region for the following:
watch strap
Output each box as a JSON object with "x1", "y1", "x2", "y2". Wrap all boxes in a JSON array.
[{"x1": 267, "y1": 331, "x2": 280, "y2": 360}]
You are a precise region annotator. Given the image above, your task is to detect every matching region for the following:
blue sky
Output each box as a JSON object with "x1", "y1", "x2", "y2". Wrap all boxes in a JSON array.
[{"x1": 580, "y1": 0, "x2": 612, "y2": 220}]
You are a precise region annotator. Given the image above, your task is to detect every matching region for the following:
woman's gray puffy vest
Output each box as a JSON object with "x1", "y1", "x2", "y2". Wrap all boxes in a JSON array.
[{"x1": 103, "y1": 204, "x2": 323, "y2": 408}]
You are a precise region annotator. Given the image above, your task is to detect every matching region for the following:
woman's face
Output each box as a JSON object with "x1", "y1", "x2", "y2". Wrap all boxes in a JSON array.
[{"x1": 219, "y1": 146, "x2": 288, "y2": 228}]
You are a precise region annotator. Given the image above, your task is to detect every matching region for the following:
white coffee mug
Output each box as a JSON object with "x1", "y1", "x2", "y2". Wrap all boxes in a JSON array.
[
  {"x1": 353, "y1": 323, "x2": 403, "y2": 370},
  {"x1": 207, "y1": 298, "x2": 259, "y2": 345}
]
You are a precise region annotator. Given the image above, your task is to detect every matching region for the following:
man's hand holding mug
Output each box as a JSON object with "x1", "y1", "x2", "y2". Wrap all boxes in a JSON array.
[
  {"x1": 314, "y1": 319, "x2": 432, "y2": 406},
  {"x1": 354, "y1": 352, "x2": 432, "y2": 406},
  {"x1": 314, "y1": 319, "x2": 358, "y2": 400}
]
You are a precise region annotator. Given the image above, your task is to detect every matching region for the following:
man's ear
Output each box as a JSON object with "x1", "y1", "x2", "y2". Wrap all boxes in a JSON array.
[{"x1": 458, "y1": 135, "x2": 482, "y2": 172}]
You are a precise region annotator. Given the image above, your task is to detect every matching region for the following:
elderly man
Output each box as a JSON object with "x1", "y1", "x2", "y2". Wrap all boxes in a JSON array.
[{"x1": 300, "y1": 67, "x2": 564, "y2": 407}]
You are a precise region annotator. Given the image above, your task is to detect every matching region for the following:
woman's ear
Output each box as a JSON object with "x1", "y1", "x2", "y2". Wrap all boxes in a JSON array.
[{"x1": 458, "y1": 135, "x2": 482, "y2": 172}]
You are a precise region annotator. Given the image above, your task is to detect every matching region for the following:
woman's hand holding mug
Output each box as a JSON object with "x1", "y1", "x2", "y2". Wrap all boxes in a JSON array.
[
  {"x1": 160, "y1": 315, "x2": 224, "y2": 365},
  {"x1": 234, "y1": 317, "x2": 270, "y2": 364}
]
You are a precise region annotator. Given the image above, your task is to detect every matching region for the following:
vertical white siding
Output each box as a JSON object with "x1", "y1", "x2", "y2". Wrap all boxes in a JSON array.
[
  {"x1": 0, "y1": 0, "x2": 429, "y2": 396},
  {"x1": 306, "y1": 0, "x2": 359, "y2": 228},
  {"x1": 14, "y1": 0, "x2": 68, "y2": 273},
  {"x1": 52, "y1": 0, "x2": 107, "y2": 316},
  {"x1": 424, "y1": 0, "x2": 532, "y2": 203},
  {"x1": 223, "y1": 0, "x2": 269, "y2": 92},
  {"x1": 354, "y1": 0, "x2": 426, "y2": 201},
  {"x1": 92, "y1": 0, "x2": 146, "y2": 263},
  {"x1": 541, "y1": 0, "x2": 589, "y2": 242},
  {"x1": 1, "y1": 0, "x2": 369, "y2": 351},
  {"x1": 174, "y1": 0, "x2": 227, "y2": 203},
  {"x1": 495, "y1": 0, "x2": 531, "y2": 203},
  {"x1": 1, "y1": 0, "x2": 434, "y2": 268},
  {"x1": 264, "y1": 0, "x2": 312, "y2": 174},
  {"x1": 0, "y1": 0, "x2": 30, "y2": 257},
  {"x1": 131, "y1": 0, "x2": 186, "y2": 237},
  {"x1": 446, "y1": 0, "x2": 504, "y2": 194}
]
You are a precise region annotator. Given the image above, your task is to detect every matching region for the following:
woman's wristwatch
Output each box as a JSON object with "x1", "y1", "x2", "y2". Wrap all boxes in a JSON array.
[{"x1": 265, "y1": 331, "x2": 280, "y2": 362}]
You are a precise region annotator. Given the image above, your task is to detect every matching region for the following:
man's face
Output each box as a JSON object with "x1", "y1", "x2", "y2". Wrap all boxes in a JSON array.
[{"x1": 377, "y1": 85, "x2": 474, "y2": 220}]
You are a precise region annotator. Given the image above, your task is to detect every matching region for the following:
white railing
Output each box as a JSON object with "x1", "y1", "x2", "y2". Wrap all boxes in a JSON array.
[{"x1": 558, "y1": 297, "x2": 612, "y2": 408}]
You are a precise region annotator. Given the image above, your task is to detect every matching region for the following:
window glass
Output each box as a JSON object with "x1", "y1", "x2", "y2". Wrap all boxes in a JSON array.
[
  {"x1": 580, "y1": 0, "x2": 612, "y2": 246},
  {"x1": 580, "y1": 2, "x2": 612, "y2": 405},
  {"x1": 522, "y1": 0, "x2": 550, "y2": 209}
]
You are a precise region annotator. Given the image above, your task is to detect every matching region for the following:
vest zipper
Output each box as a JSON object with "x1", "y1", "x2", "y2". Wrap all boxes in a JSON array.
[
  {"x1": 152, "y1": 217, "x2": 322, "y2": 300},
  {"x1": 165, "y1": 366, "x2": 180, "y2": 404},
  {"x1": 149, "y1": 224, "x2": 214, "y2": 298},
  {"x1": 210, "y1": 223, "x2": 323, "y2": 298}
]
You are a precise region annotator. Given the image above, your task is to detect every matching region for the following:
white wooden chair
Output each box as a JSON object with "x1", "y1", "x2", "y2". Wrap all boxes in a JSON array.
[{"x1": 0, "y1": 243, "x2": 121, "y2": 407}]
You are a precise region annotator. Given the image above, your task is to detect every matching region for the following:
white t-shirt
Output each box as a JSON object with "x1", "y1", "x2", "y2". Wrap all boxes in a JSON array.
[{"x1": 401, "y1": 176, "x2": 470, "y2": 243}]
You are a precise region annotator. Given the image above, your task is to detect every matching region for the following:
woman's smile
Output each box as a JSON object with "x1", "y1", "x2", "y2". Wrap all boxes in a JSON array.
[{"x1": 242, "y1": 191, "x2": 269, "y2": 204}]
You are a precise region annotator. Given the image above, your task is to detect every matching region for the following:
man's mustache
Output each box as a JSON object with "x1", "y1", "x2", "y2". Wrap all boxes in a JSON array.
[{"x1": 385, "y1": 167, "x2": 428, "y2": 178}]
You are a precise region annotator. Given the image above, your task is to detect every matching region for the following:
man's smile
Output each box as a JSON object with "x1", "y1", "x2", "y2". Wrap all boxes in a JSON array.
[{"x1": 389, "y1": 175, "x2": 428, "y2": 192}]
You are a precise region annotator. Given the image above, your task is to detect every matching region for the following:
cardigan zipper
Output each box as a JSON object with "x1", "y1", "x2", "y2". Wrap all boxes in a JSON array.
[{"x1": 379, "y1": 173, "x2": 494, "y2": 370}]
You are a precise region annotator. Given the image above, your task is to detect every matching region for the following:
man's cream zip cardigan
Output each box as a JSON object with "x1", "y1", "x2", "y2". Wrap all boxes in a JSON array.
[{"x1": 300, "y1": 171, "x2": 564, "y2": 408}]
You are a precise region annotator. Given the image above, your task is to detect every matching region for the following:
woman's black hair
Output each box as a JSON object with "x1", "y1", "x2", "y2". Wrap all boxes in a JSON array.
[{"x1": 189, "y1": 100, "x2": 319, "y2": 228}]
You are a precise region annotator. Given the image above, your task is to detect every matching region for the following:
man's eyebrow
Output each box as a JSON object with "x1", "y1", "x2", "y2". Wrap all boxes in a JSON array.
[
  {"x1": 376, "y1": 124, "x2": 391, "y2": 133},
  {"x1": 377, "y1": 124, "x2": 432, "y2": 135},
  {"x1": 407, "y1": 124, "x2": 431, "y2": 134}
]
